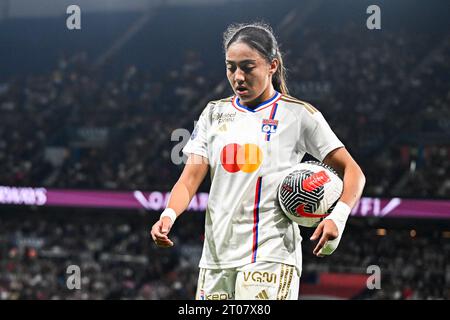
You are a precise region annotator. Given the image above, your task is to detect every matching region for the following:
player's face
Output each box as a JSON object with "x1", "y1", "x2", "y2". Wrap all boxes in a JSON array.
[{"x1": 226, "y1": 42, "x2": 277, "y2": 106}]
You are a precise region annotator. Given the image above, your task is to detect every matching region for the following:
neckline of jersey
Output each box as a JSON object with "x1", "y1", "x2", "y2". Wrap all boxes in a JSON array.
[{"x1": 232, "y1": 91, "x2": 281, "y2": 113}]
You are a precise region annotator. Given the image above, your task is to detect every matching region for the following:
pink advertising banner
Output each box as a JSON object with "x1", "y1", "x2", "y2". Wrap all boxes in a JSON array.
[{"x1": 0, "y1": 186, "x2": 449, "y2": 219}]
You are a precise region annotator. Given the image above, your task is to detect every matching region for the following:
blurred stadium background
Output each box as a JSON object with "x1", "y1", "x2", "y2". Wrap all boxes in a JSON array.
[{"x1": 0, "y1": 0, "x2": 449, "y2": 300}]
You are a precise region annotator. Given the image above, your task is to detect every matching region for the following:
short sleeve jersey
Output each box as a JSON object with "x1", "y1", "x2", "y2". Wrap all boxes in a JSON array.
[{"x1": 183, "y1": 92, "x2": 344, "y2": 273}]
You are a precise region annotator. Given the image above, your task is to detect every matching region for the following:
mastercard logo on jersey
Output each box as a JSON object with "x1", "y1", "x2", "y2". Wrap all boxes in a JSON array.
[{"x1": 220, "y1": 143, "x2": 263, "y2": 173}]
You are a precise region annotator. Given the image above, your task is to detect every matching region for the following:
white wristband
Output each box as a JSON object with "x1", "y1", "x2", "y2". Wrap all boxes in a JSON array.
[
  {"x1": 325, "y1": 201, "x2": 351, "y2": 233},
  {"x1": 319, "y1": 201, "x2": 351, "y2": 255},
  {"x1": 160, "y1": 208, "x2": 177, "y2": 223}
]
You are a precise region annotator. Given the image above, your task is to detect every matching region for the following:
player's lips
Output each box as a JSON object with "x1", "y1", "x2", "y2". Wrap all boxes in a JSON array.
[{"x1": 235, "y1": 86, "x2": 249, "y2": 95}]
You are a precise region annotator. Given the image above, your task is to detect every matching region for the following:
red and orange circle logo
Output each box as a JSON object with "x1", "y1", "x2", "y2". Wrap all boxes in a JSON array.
[{"x1": 220, "y1": 143, "x2": 263, "y2": 173}]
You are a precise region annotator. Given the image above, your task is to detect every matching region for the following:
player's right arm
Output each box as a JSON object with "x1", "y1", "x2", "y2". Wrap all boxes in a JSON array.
[{"x1": 150, "y1": 154, "x2": 209, "y2": 248}]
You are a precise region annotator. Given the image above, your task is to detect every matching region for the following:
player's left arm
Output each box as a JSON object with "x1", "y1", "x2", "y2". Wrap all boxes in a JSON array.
[
  {"x1": 310, "y1": 147, "x2": 366, "y2": 257},
  {"x1": 323, "y1": 147, "x2": 366, "y2": 209}
]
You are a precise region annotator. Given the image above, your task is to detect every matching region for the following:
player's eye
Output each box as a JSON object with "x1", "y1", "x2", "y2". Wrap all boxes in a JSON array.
[
  {"x1": 241, "y1": 66, "x2": 255, "y2": 73},
  {"x1": 226, "y1": 64, "x2": 236, "y2": 72}
]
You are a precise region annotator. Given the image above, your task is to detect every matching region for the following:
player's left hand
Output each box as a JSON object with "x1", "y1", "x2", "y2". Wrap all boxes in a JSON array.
[{"x1": 310, "y1": 219, "x2": 339, "y2": 257}]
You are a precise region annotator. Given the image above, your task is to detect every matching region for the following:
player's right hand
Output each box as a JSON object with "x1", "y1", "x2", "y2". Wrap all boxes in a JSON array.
[{"x1": 150, "y1": 217, "x2": 174, "y2": 248}]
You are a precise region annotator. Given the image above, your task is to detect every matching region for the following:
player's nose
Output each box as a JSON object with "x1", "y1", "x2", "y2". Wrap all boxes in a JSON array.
[{"x1": 234, "y1": 68, "x2": 245, "y2": 82}]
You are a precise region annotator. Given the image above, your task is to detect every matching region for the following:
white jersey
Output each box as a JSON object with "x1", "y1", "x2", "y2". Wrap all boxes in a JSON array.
[{"x1": 182, "y1": 91, "x2": 344, "y2": 273}]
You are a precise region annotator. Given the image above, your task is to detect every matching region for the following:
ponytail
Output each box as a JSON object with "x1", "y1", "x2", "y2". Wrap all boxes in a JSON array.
[{"x1": 272, "y1": 51, "x2": 289, "y2": 95}]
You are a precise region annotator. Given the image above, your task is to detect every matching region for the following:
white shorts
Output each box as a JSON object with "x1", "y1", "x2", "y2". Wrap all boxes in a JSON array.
[{"x1": 195, "y1": 261, "x2": 300, "y2": 300}]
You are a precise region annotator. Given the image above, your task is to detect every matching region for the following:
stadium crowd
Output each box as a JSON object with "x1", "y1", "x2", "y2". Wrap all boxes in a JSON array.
[
  {"x1": 0, "y1": 25, "x2": 449, "y2": 198},
  {"x1": 0, "y1": 212, "x2": 449, "y2": 300}
]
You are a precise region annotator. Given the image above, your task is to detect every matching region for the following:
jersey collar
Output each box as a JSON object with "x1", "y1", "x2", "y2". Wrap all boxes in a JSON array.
[{"x1": 232, "y1": 91, "x2": 281, "y2": 113}]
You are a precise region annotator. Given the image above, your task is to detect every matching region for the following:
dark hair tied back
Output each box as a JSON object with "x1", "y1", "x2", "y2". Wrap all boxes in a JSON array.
[{"x1": 223, "y1": 22, "x2": 289, "y2": 95}]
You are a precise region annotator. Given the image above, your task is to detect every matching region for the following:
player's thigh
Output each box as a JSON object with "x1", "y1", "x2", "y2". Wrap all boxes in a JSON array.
[
  {"x1": 235, "y1": 262, "x2": 300, "y2": 300},
  {"x1": 195, "y1": 268, "x2": 237, "y2": 300}
]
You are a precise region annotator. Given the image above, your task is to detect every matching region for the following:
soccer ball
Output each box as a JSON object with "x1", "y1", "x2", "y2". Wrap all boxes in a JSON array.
[{"x1": 277, "y1": 161, "x2": 343, "y2": 227}]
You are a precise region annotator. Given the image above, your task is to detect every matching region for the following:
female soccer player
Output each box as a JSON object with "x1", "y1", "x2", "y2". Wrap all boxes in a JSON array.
[{"x1": 151, "y1": 22, "x2": 365, "y2": 300}]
